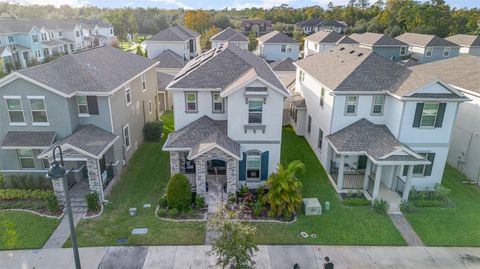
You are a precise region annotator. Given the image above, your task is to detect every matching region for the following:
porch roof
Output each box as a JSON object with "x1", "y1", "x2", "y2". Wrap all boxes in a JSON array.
[
  {"x1": 290, "y1": 92, "x2": 306, "y2": 109},
  {"x1": 326, "y1": 118, "x2": 428, "y2": 164},
  {"x1": 163, "y1": 115, "x2": 241, "y2": 160},
  {"x1": 38, "y1": 124, "x2": 118, "y2": 159},
  {"x1": 1, "y1": 131, "x2": 56, "y2": 149}
]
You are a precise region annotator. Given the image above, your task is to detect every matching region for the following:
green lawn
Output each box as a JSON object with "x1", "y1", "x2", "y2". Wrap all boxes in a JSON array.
[
  {"x1": 253, "y1": 127, "x2": 406, "y2": 245},
  {"x1": 70, "y1": 111, "x2": 205, "y2": 247},
  {"x1": 405, "y1": 165, "x2": 480, "y2": 246},
  {"x1": 0, "y1": 211, "x2": 60, "y2": 250}
]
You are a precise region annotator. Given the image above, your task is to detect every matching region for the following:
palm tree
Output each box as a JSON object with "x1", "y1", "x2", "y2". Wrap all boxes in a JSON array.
[{"x1": 263, "y1": 160, "x2": 304, "y2": 218}]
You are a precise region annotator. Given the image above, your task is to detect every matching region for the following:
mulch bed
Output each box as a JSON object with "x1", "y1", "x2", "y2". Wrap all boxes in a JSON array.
[{"x1": 0, "y1": 199, "x2": 63, "y2": 216}]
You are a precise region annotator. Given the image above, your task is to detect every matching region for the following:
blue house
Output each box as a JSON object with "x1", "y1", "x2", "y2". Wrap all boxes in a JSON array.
[
  {"x1": 396, "y1": 33, "x2": 460, "y2": 64},
  {"x1": 349, "y1": 32, "x2": 408, "y2": 61}
]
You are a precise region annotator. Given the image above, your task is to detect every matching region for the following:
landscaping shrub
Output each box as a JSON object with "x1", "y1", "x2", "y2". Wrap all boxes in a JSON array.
[
  {"x1": 0, "y1": 189, "x2": 54, "y2": 200},
  {"x1": 343, "y1": 197, "x2": 370, "y2": 206},
  {"x1": 166, "y1": 173, "x2": 192, "y2": 211},
  {"x1": 413, "y1": 199, "x2": 443, "y2": 207},
  {"x1": 195, "y1": 196, "x2": 205, "y2": 209},
  {"x1": 400, "y1": 200, "x2": 413, "y2": 213},
  {"x1": 46, "y1": 193, "x2": 59, "y2": 213},
  {"x1": 253, "y1": 200, "x2": 263, "y2": 217},
  {"x1": 86, "y1": 192, "x2": 100, "y2": 212},
  {"x1": 143, "y1": 121, "x2": 163, "y2": 142},
  {"x1": 1, "y1": 174, "x2": 52, "y2": 190},
  {"x1": 372, "y1": 199, "x2": 389, "y2": 214},
  {"x1": 157, "y1": 208, "x2": 167, "y2": 217},
  {"x1": 158, "y1": 195, "x2": 168, "y2": 208},
  {"x1": 167, "y1": 208, "x2": 179, "y2": 217}
]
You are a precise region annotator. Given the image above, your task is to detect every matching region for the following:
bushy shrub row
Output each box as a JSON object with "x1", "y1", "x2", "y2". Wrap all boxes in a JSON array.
[
  {"x1": 143, "y1": 121, "x2": 163, "y2": 142},
  {"x1": 0, "y1": 174, "x2": 52, "y2": 190},
  {"x1": 343, "y1": 197, "x2": 371, "y2": 206},
  {"x1": 0, "y1": 189, "x2": 54, "y2": 200}
]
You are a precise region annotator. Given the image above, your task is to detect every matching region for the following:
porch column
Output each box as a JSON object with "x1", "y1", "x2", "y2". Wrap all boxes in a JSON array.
[
  {"x1": 169, "y1": 152, "x2": 180, "y2": 176},
  {"x1": 51, "y1": 178, "x2": 66, "y2": 205},
  {"x1": 362, "y1": 158, "x2": 371, "y2": 190},
  {"x1": 87, "y1": 157, "x2": 104, "y2": 201},
  {"x1": 402, "y1": 165, "x2": 414, "y2": 201},
  {"x1": 195, "y1": 158, "x2": 206, "y2": 196},
  {"x1": 226, "y1": 159, "x2": 237, "y2": 194},
  {"x1": 337, "y1": 154, "x2": 345, "y2": 190},
  {"x1": 372, "y1": 164, "x2": 383, "y2": 200}
]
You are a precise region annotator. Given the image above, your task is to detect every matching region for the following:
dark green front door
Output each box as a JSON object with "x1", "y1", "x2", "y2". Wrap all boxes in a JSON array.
[{"x1": 357, "y1": 156, "x2": 368, "y2": 170}]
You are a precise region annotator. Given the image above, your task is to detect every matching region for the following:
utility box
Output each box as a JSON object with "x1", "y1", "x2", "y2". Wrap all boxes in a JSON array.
[
  {"x1": 129, "y1": 208, "x2": 137, "y2": 217},
  {"x1": 303, "y1": 198, "x2": 322, "y2": 216}
]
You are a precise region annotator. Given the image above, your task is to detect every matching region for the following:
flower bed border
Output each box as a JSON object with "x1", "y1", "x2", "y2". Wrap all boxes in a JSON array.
[
  {"x1": 0, "y1": 208, "x2": 64, "y2": 219},
  {"x1": 83, "y1": 203, "x2": 104, "y2": 219},
  {"x1": 155, "y1": 205, "x2": 207, "y2": 222}
]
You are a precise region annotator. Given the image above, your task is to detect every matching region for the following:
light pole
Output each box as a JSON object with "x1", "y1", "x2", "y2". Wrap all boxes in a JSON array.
[{"x1": 47, "y1": 146, "x2": 81, "y2": 269}]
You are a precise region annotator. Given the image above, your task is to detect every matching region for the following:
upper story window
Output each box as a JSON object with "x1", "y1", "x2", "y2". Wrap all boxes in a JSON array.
[
  {"x1": 50, "y1": 32, "x2": 54, "y2": 39},
  {"x1": 320, "y1": 87, "x2": 325, "y2": 108},
  {"x1": 246, "y1": 151, "x2": 261, "y2": 180},
  {"x1": 314, "y1": 43, "x2": 318, "y2": 50},
  {"x1": 59, "y1": 32, "x2": 63, "y2": 37},
  {"x1": 35, "y1": 50, "x2": 41, "y2": 58},
  {"x1": 443, "y1": 47, "x2": 450, "y2": 57},
  {"x1": 420, "y1": 102, "x2": 439, "y2": 127},
  {"x1": 75, "y1": 31, "x2": 80, "y2": 37},
  {"x1": 141, "y1": 74, "x2": 146, "y2": 91},
  {"x1": 248, "y1": 100, "x2": 263, "y2": 124},
  {"x1": 17, "y1": 149, "x2": 35, "y2": 169},
  {"x1": 5, "y1": 97, "x2": 25, "y2": 124},
  {"x1": 345, "y1": 96, "x2": 358, "y2": 115},
  {"x1": 123, "y1": 124, "x2": 131, "y2": 150},
  {"x1": 32, "y1": 35, "x2": 39, "y2": 43},
  {"x1": 281, "y1": 44, "x2": 292, "y2": 53},
  {"x1": 318, "y1": 128, "x2": 323, "y2": 150},
  {"x1": 110, "y1": 29, "x2": 114, "y2": 35},
  {"x1": 8, "y1": 36, "x2": 14, "y2": 43},
  {"x1": 307, "y1": 115, "x2": 312, "y2": 135},
  {"x1": 77, "y1": 95, "x2": 89, "y2": 115},
  {"x1": 371, "y1": 95, "x2": 385, "y2": 115},
  {"x1": 125, "y1": 84, "x2": 132, "y2": 106},
  {"x1": 299, "y1": 70, "x2": 305, "y2": 83},
  {"x1": 212, "y1": 92, "x2": 224, "y2": 113},
  {"x1": 425, "y1": 47, "x2": 433, "y2": 57},
  {"x1": 185, "y1": 92, "x2": 197, "y2": 112},
  {"x1": 41, "y1": 33, "x2": 47, "y2": 41},
  {"x1": 28, "y1": 97, "x2": 48, "y2": 124},
  {"x1": 400, "y1": 46, "x2": 407, "y2": 56}
]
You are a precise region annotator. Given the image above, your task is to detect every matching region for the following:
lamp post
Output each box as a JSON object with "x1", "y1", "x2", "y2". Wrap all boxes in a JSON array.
[{"x1": 47, "y1": 146, "x2": 81, "y2": 269}]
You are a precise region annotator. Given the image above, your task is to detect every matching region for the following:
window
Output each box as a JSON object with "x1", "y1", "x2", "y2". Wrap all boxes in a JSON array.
[
  {"x1": 59, "y1": 31, "x2": 63, "y2": 37},
  {"x1": 148, "y1": 100, "x2": 152, "y2": 114},
  {"x1": 41, "y1": 33, "x2": 47, "y2": 41},
  {"x1": 212, "y1": 92, "x2": 224, "y2": 113},
  {"x1": 281, "y1": 44, "x2": 287, "y2": 52},
  {"x1": 412, "y1": 153, "x2": 435, "y2": 176},
  {"x1": 372, "y1": 95, "x2": 385, "y2": 115},
  {"x1": 345, "y1": 96, "x2": 357, "y2": 115},
  {"x1": 425, "y1": 47, "x2": 433, "y2": 57},
  {"x1": 125, "y1": 84, "x2": 132, "y2": 106},
  {"x1": 42, "y1": 158, "x2": 50, "y2": 169},
  {"x1": 110, "y1": 28, "x2": 114, "y2": 35},
  {"x1": 246, "y1": 151, "x2": 261, "y2": 180},
  {"x1": 307, "y1": 115, "x2": 312, "y2": 134},
  {"x1": 141, "y1": 74, "x2": 146, "y2": 91},
  {"x1": 248, "y1": 100, "x2": 263, "y2": 124},
  {"x1": 400, "y1": 46, "x2": 407, "y2": 56},
  {"x1": 314, "y1": 43, "x2": 318, "y2": 50},
  {"x1": 8, "y1": 35, "x2": 14, "y2": 43},
  {"x1": 443, "y1": 47, "x2": 450, "y2": 57},
  {"x1": 123, "y1": 124, "x2": 131, "y2": 150},
  {"x1": 77, "y1": 95, "x2": 89, "y2": 114},
  {"x1": 75, "y1": 31, "x2": 80, "y2": 37},
  {"x1": 320, "y1": 87, "x2": 325, "y2": 108},
  {"x1": 50, "y1": 32, "x2": 54, "y2": 39},
  {"x1": 318, "y1": 128, "x2": 323, "y2": 150},
  {"x1": 5, "y1": 97, "x2": 25, "y2": 124},
  {"x1": 32, "y1": 34, "x2": 38, "y2": 43},
  {"x1": 286, "y1": 45, "x2": 292, "y2": 52},
  {"x1": 29, "y1": 97, "x2": 48, "y2": 124},
  {"x1": 18, "y1": 149, "x2": 35, "y2": 169},
  {"x1": 185, "y1": 92, "x2": 197, "y2": 112},
  {"x1": 420, "y1": 102, "x2": 439, "y2": 127},
  {"x1": 35, "y1": 49, "x2": 41, "y2": 58},
  {"x1": 299, "y1": 70, "x2": 305, "y2": 82}
]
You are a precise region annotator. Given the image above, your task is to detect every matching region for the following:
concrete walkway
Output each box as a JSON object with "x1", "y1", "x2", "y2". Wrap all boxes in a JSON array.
[
  {"x1": 389, "y1": 214, "x2": 424, "y2": 246},
  {"x1": 42, "y1": 212, "x2": 84, "y2": 249},
  {"x1": 2, "y1": 245, "x2": 480, "y2": 269}
]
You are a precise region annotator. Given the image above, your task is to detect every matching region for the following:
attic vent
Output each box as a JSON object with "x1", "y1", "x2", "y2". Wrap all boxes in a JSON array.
[
  {"x1": 339, "y1": 47, "x2": 345, "y2": 51},
  {"x1": 349, "y1": 50, "x2": 355, "y2": 54},
  {"x1": 357, "y1": 53, "x2": 364, "y2": 57}
]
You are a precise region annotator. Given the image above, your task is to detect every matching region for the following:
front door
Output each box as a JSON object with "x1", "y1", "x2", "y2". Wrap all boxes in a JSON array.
[{"x1": 357, "y1": 156, "x2": 368, "y2": 170}]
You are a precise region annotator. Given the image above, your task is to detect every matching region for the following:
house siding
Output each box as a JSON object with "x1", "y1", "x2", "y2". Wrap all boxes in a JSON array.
[{"x1": 258, "y1": 43, "x2": 299, "y2": 61}]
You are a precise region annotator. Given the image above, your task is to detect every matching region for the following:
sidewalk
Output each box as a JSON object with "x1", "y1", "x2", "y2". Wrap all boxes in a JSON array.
[{"x1": 2, "y1": 245, "x2": 480, "y2": 269}]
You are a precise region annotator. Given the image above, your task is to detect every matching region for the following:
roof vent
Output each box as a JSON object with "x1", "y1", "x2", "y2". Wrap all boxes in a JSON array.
[
  {"x1": 339, "y1": 47, "x2": 345, "y2": 51},
  {"x1": 349, "y1": 50, "x2": 355, "y2": 54},
  {"x1": 357, "y1": 53, "x2": 364, "y2": 57}
]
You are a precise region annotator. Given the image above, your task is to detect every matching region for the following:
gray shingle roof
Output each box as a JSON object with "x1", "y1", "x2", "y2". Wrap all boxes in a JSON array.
[
  {"x1": 305, "y1": 30, "x2": 344, "y2": 43},
  {"x1": 295, "y1": 19, "x2": 324, "y2": 27},
  {"x1": 17, "y1": 47, "x2": 157, "y2": 96},
  {"x1": 210, "y1": 27, "x2": 248, "y2": 42},
  {"x1": 42, "y1": 40, "x2": 62, "y2": 46},
  {"x1": 409, "y1": 55, "x2": 480, "y2": 94},
  {"x1": 318, "y1": 19, "x2": 347, "y2": 28},
  {"x1": 154, "y1": 49, "x2": 186, "y2": 69},
  {"x1": 1, "y1": 131, "x2": 56, "y2": 148},
  {"x1": 396, "y1": 33, "x2": 459, "y2": 47},
  {"x1": 269, "y1": 58, "x2": 296, "y2": 71},
  {"x1": 336, "y1": 35, "x2": 358, "y2": 45},
  {"x1": 157, "y1": 71, "x2": 174, "y2": 89},
  {"x1": 41, "y1": 125, "x2": 118, "y2": 158},
  {"x1": 349, "y1": 32, "x2": 407, "y2": 46},
  {"x1": 163, "y1": 116, "x2": 240, "y2": 159},
  {"x1": 257, "y1": 31, "x2": 298, "y2": 44},
  {"x1": 241, "y1": 20, "x2": 272, "y2": 27},
  {"x1": 290, "y1": 92, "x2": 306, "y2": 108},
  {"x1": 169, "y1": 43, "x2": 287, "y2": 94},
  {"x1": 445, "y1": 34, "x2": 480, "y2": 47},
  {"x1": 0, "y1": 20, "x2": 36, "y2": 34},
  {"x1": 326, "y1": 118, "x2": 425, "y2": 162},
  {"x1": 148, "y1": 25, "x2": 199, "y2": 42}
]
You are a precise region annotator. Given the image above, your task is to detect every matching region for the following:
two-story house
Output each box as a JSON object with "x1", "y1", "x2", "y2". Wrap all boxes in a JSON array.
[
  {"x1": 210, "y1": 27, "x2": 249, "y2": 50},
  {"x1": 396, "y1": 33, "x2": 460, "y2": 63},
  {"x1": 163, "y1": 43, "x2": 289, "y2": 199},
  {"x1": 290, "y1": 46, "x2": 467, "y2": 210},
  {"x1": 349, "y1": 32, "x2": 408, "y2": 61},
  {"x1": 295, "y1": 19, "x2": 347, "y2": 34},
  {"x1": 256, "y1": 31, "x2": 300, "y2": 62},
  {"x1": 145, "y1": 25, "x2": 200, "y2": 60},
  {"x1": 304, "y1": 30, "x2": 357, "y2": 56},
  {"x1": 35, "y1": 20, "x2": 78, "y2": 55},
  {"x1": 445, "y1": 34, "x2": 480, "y2": 56},
  {"x1": 240, "y1": 20, "x2": 272, "y2": 36},
  {"x1": 0, "y1": 47, "x2": 158, "y2": 204}
]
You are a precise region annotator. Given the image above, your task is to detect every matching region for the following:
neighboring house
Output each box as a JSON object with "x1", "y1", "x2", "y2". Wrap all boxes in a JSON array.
[
  {"x1": 0, "y1": 47, "x2": 158, "y2": 204},
  {"x1": 240, "y1": 19, "x2": 272, "y2": 36},
  {"x1": 157, "y1": 71, "x2": 174, "y2": 113},
  {"x1": 304, "y1": 30, "x2": 357, "y2": 56},
  {"x1": 163, "y1": 43, "x2": 289, "y2": 198},
  {"x1": 145, "y1": 25, "x2": 200, "y2": 60},
  {"x1": 291, "y1": 45, "x2": 467, "y2": 208},
  {"x1": 445, "y1": 34, "x2": 480, "y2": 56},
  {"x1": 210, "y1": 27, "x2": 249, "y2": 50},
  {"x1": 409, "y1": 56, "x2": 480, "y2": 184},
  {"x1": 349, "y1": 32, "x2": 408, "y2": 61},
  {"x1": 295, "y1": 19, "x2": 347, "y2": 34},
  {"x1": 269, "y1": 57, "x2": 296, "y2": 78},
  {"x1": 396, "y1": 33, "x2": 460, "y2": 63},
  {"x1": 256, "y1": 31, "x2": 300, "y2": 61}
]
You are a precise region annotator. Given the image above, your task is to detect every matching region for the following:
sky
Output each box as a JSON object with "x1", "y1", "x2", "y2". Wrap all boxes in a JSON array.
[{"x1": 1, "y1": 0, "x2": 478, "y2": 10}]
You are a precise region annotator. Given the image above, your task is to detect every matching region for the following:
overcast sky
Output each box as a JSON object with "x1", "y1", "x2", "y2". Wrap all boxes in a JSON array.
[{"x1": 1, "y1": 0, "x2": 478, "y2": 10}]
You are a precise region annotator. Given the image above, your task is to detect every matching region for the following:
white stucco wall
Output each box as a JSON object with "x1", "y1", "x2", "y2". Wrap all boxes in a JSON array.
[
  {"x1": 258, "y1": 43, "x2": 300, "y2": 61},
  {"x1": 212, "y1": 41, "x2": 248, "y2": 50},
  {"x1": 146, "y1": 41, "x2": 187, "y2": 59}
]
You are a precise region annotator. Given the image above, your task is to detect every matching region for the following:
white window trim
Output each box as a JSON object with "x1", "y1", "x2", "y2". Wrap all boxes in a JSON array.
[
  {"x1": 425, "y1": 47, "x2": 433, "y2": 57},
  {"x1": 4, "y1": 96, "x2": 26, "y2": 126},
  {"x1": 412, "y1": 152, "x2": 431, "y2": 177},
  {"x1": 307, "y1": 115, "x2": 312, "y2": 135},
  {"x1": 76, "y1": 95, "x2": 90, "y2": 117},
  {"x1": 211, "y1": 92, "x2": 224, "y2": 113},
  {"x1": 17, "y1": 149, "x2": 36, "y2": 170},
  {"x1": 125, "y1": 83, "x2": 132, "y2": 106},
  {"x1": 123, "y1": 124, "x2": 131, "y2": 151},
  {"x1": 419, "y1": 102, "x2": 439, "y2": 128},
  {"x1": 320, "y1": 87, "x2": 325, "y2": 108},
  {"x1": 248, "y1": 98, "x2": 263, "y2": 124},
  {"x1": 141, "y1": 73, "x2": 146, "y2": 92},
  {"x1": 246, "y1": 150, "x2": 261, "y2": 181},
  {"x1": 371, "y1": 95, "x2": 385, "y2": 116},
  {"x1": 185, "y1": 92, "x2": 198, "y2": 113},
  {"x1": 443, "y1": 47, "x2": 450, "y2": 57},
  {"x1": 399, "y1": 46, "x2": 407, "y2": 56},
  {"x1": 27, "y1": 96, "x2": 49, "y2": 126},
  {"x1": 344, "y1": 95, "x2": 358, "y2": 115}
]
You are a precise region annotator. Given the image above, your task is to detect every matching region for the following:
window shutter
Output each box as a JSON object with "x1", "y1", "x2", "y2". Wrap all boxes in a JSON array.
[
  {"x1": 413, "y1": 103, "x2": 424, "y2": 127},
  {"x1": 425, "y1": 153, "x2": 436, "y2": 176},
  {"x1": 86, "y1": 96, "x2": 99, "y2": 115},
  {"x1": 434, "y1": 103, "x2": 446, "y2": 128},
  {"x1": 239, "y1": 153, "x2": 246, "y2": 181},
  {"x1": 261, "y1": 151, "x2": 269, "y2": 181}
]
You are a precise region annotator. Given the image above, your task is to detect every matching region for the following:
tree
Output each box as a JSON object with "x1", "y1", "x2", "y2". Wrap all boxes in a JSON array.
[
  {"x1": 166, "y1": 173, "x2": 192, "y2": 211},
  {"x1": 247, "y1": 31, "x2": 258, "y2": 52},
  {"x1": 136, "y1": 45, "x2": 144, "y2": 56},
  {"x1": 209, "y1": 205, "x2": 258, "y2": 269},
  {"x1": 263, "y1": 160, "x2": 304, "y2": 218},
  {"x1": 184, "y1": 10, "x2": 213, "y2": 34},
  {"x1": 214, "y1": 13, "x2": 232, "y2": 29},
  {"x1": 201, "y1": 26, "x2": 221, "y2": 49}
]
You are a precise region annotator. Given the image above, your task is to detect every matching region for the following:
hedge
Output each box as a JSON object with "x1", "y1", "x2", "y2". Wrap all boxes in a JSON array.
[
  {"x1": 166, "y1": 173, "x2": 192, "y2": 211},
  {"x1": 143, "y1": 121, "x2": 163, "y2": 142},
  {"x1": 0, "y1": 189, "x2": 54, "y2": 200}
]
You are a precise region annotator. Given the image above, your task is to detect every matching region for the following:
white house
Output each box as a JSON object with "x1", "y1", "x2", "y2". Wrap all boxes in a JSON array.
[
  {"x1": 290, "y1": 46, "x2": 468, "y2": 210},
  {"x1": 409, "y1": 56, "x2": 480, "y2": 184},
  {"x1": 145, "y1": 25, "x2": 200, "y2": 60},
  {"x1": 445, "y1": 34, "x2": 480, "y2": 56},
  {"x1": 396, "y1": 33, "x2": 460, "y2": 63},
  {"x1": 349, "y1": 32, "x2": 408, "y2": 61},
  {"x1": 256, "y1": 31, "x2": 299, "y2": 62},
  {"x1": 304, "y1": 30, "x2": 357, "y2": 57},
  {"x1": 163, "y1": 43, "x2": 289, "y2": 199},
  {"x1": 295, "y1": 19, "x2": 347, "y2": 34},
  {"x1": 210, "y1": 27, "x2": 249, "y2": 50}
]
